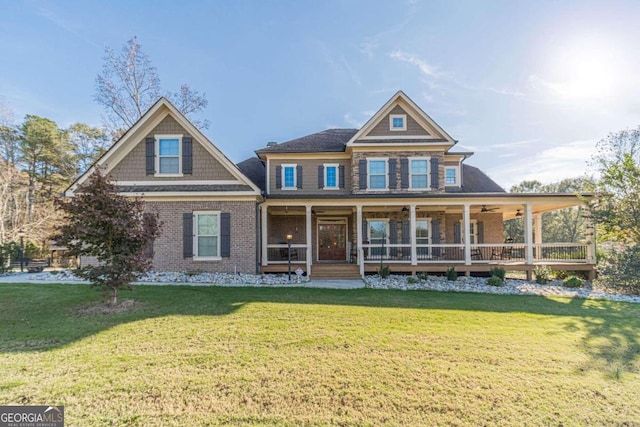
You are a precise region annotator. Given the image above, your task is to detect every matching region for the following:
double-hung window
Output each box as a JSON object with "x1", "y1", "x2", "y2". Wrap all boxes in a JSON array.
[
  {"x1": 324, "y1": 164, "x2": 339, "y2": 189},
  {"x1": 459, "y1": 220, "x2": 479, "y2": 244},
  {"x1": 410, "y1": 157, "x2": 429, "y2": 189},
  {"x1": 282, "y1": 164, "x2": 296, "y2": 189},
  {"x1": 445, "y1": 167, "x2": 458, "y2": 185},
  {"x1": 194, "y1": 212, "x2": 220, "y2": 259},
  {"x1": 368, "y1": 159, "x2": 387, "y2": 190},
  {"x1": 156, "y1": 135, "x2": 182, "y2": 175},
  {"x1": 416, "y1": 219, "x2": 431, "y2": 258},
  {"x1": 368, "y1": 220, "x2": 388, "y2": 258}
]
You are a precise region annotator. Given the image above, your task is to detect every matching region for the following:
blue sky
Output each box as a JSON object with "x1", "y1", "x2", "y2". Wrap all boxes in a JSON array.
[{"x1": 1, "y1": 0, "x2": 639, "y2": 188}]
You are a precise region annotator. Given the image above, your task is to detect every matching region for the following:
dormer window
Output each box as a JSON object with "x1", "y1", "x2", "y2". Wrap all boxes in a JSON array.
[
  {"x1": 445, "y1": 167, "x2": 458, "y2": 186},
  {"x1": 389, "y1": 114, "x2": 407, "y2": 131}
]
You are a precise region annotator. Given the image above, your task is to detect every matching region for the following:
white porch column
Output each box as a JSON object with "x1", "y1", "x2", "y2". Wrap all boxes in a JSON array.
[
  {"x1": 305, "y1": 205, "x2": 312, "y2": 277},
  {"x1": 261, "y1": 205, "x2": 268, "y2": 266},
  {"x1": 356, "y1": 205, "x2": 364, "y2": 278},
  {"x1": 463, "y1": 204, "x2": 471, "y2": 265},
  {"x1": 410, "y1": 205, "x2": 417, "y2": 265},
  {"x1": 534, "y1": 213, "x2": 542, "y2": 261},
  {"x1": 524, "y1": 203, "x2": 534, "y2": 264}
]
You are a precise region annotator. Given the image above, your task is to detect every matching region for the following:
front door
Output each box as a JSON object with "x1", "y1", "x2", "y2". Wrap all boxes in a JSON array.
[{"x1": 318, "y1": 221, "x2": 347, "y2": 261}]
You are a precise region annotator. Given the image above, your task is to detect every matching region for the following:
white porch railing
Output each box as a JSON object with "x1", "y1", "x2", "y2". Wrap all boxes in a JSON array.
[{"x1": 266, "y1": 244, "x2": 307, "y2": 264}]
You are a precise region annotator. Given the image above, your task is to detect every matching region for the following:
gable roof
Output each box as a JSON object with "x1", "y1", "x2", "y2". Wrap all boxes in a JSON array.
[
  {"x1": 237, "y1": 157, "x2": 265, "y2": 192},
  {"x1": 447, "y1": 164, "x2": 506, "y2": 193},
  {"x1": 66, "y1": 97, "x2": 261, "y2": 196},
  {"x1": 256, "y1": 129, "x2": 357, "y2": 156},
  {"x1": 347, "y1": 90, "x2": 457, "y2": 147}
]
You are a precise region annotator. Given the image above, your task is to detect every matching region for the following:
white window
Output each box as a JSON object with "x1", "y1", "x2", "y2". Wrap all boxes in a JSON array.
[
  {"x1": 368, "y1": 159, "x2": 387, "y2": 190},
  {"x1": 416, "y1": 219, "x2": 432, "y2": 258},
  {"x1": 445, "y1": 167, "x2": 458, "y2": 186},
  {"x1": 389, "y1": 114, "x2": 406, "y2": 131},
  {"x1": 368, "y1": 220, "x2": 389, "y2": 258},
  {"x1": 460, "y1": 220, "x2": 479, "y2": 244},
  {"x1": 194, "y1": 212, "x2": 220, "y2": 259},
  {"x1": 410, "y1": 157, "x2": 429, "y2": 189},
  {"x1": 324, "y1": 164, "x2": 339, "y2": 189},
  {"x1": 156, "y1": 135, "x2": 182, "y2": 176},
  {"x1": 282, "y1": 164, "x2": 297, "y2": 189}
]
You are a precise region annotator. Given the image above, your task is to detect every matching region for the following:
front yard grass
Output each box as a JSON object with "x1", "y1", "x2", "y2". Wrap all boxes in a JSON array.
[{"x1": 1, "y1": 283, "x2": 639, "y2": 426}]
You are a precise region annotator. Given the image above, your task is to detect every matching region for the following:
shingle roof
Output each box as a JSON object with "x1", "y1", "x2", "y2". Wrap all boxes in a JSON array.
[
  {"x1": 237, "y1": 157, "x2": 266, "y2": 192},
  {"x1": 116, "y1": 184, "x2": 254, "y2": 193},
  {"x1": 256, "y1": 129, "x2": 358, "y2": 154},
  {"x1": 446, "y1": 164, "x2": 505, "y2": 193}
]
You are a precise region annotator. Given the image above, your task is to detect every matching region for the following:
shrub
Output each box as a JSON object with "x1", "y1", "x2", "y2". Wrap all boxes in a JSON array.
[
  {"x1": 487, "y1": 275, "x2": 503, "y2": 287},
  {"x1": 407, "y1": 276, "x2": 418, "y2": 284},
  {"x1": 563, "y1": 276, "x2": 583, "y2": 288},
  {"x1": 417, "y1": 272, "x2": 429, "y2": 281},
  {"x1": 446, "y1": 266, "x2": 457, "y2": 281},
  {"x1": 534, "y1": 265, "x2": 551, "y2": 285},
  {"x1": 378, "y1": 265, "x2": 391, "y2": 279},
  {"x1": 554, "y1": 270, "x2": 569, "y2": 280},
  {"x1": 598, "y1": 243, "x2": 640, "y2": 294},
  {"x1": 489, "y1": 267, "x2": 506, "y2": 281}
]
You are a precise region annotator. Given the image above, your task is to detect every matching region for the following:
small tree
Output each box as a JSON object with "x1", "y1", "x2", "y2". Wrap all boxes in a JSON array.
[{"x1": 54, "y1": 169, "x2": 160, "y2": 304}]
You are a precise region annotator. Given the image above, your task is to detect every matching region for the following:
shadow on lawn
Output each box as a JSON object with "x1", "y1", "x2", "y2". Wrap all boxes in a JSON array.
[{"x1": 1, "y1": 283, "x2": 639, "y2": 375}]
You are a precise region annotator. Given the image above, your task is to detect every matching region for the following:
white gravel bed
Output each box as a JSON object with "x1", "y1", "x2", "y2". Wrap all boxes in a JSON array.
[{"x1": 365, "y1": 274, "x2": 640, "y2": 304}]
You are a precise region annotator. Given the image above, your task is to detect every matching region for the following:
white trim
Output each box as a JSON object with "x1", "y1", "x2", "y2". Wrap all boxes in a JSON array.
[
  {"x1": 445, "y1": 166, "x2": 459, "y2": 186},
  {"x1": 323, "y1": 163, "x2": 340, "y2": 190},
  {"x1": 367, "y1": 158, "x2": 388, "y2": 190},
  {"x1": 114, "y1": 180, "x2": 242, "y2": 186},
  {"x1": 408, "y1": 156, "x2": 430, "y2": 190},
  {"x1": 281, "y1": 164, "x2": 297, "y2": 190},
  {"x1": 266, "y1": 158, "x2": 270, "y2": 194},
  {"x1": 193, "y1": 211, "x2": 221, "y2": 261},
  {"x1": 354, "y1": 135, "x2": 441, "y2": 141},
  {"x1": 389, "y1": 114, "x2": 407, "y2": 131},
  {"x1": 366, "y1": 218, "x2": 389, "y2": 241}
]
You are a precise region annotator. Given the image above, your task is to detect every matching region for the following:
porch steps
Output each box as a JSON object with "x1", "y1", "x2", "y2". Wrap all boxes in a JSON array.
[{"x1": 311, "y1": 263, "x2": 361, "y2": 280}]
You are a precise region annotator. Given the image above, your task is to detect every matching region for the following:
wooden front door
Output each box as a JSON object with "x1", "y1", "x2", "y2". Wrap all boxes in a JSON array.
[{"x1": 318, "y1": 221, "x2": 347, "y2": 261}]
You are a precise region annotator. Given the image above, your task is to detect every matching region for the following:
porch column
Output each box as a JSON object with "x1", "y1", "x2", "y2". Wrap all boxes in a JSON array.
[
  {"x1": 410, "y1": 204, "x2": 417, "y2": 265},
  {"x1": 534, "y1": 213, "x2": 542, "y2": 260},
  {"x1": 463, "y1": 204, "x2": 471, "y2": 265},
  {"x1": 261, "y1": 205, "x2": 268, "y2": 266},
  {"x1": 524, "y1": 203, "x2": 534, "y2": 264},
  {"x1": 356, "y1": 205, "x2": 363, "y2": 266},
  {"x1": 305, "y1": 205, "x2": 312, "y2": 277},
  {"x1": 585, "y1": 208, "x2": 596, "y2": 264}
]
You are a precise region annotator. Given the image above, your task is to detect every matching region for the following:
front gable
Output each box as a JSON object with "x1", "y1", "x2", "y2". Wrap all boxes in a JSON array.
[
  {"x1": 66, "y1": 98, "x2": 261, "y2": 197},
  {"x1": 347, "y1": 91, "x2": 456, "y2": 147}
]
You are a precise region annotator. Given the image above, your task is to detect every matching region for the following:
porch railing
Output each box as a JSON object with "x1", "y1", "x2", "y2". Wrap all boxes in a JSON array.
[
  {"x1": 266, "y1": 244, "x2": 307, "y2": 264},
  {"x1": 533, "y1": 243, "x2": 588, "y2": 262},
  {"x1": 361, "y1": 244, "x2": 466, "y2": 263}
]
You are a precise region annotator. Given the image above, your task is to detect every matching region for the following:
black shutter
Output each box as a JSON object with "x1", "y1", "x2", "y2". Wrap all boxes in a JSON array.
[
  {"x1": 339, "y1": 165, "x2": 345, "y2": 189},
  {"x1": 477, "y1": 221, "x2": 484, "y2": 244},
  {"x1": 145, "y1": 137, "x2": 155, "y2": 175},
  {"x1": 143, "y1": 213, "x2": 154, "y2": 258},
  {"x1": 430, "y1": 158, "x2": 439, "y2": 189},
  {"x1": 359, "y1": 159, "x2": 367, "y2": 189},
  {"x1": 183, "y1": 213, "x2": 193, "y2": 258},
  {"x1": 389, "y1": 220, "x2": 397, "y2": 243},
  {"x1": 432, "y1": 220, "x2": 441, "y2": 257},
  {"x1": 362, "y1": 220, "x2": 368, "y2": 242},
  {"x1": 318, "y1": 165, "x2": 324, "y2": 189},
  {"x1": 275, "y1": 165, "x2": 282, "y2": 189},
  {"x1": 402, "y1": 220, "x2": 410, "y2": 259},
  {"x1": 296, "y1": 165, "x2": 303, "y2": 189},
  {"x1": 388, "y1": 158, "x2": 397, "y2": 189},
  {"x1": 182, "y1": 136, "x2": 193, "y2": 175},
  {"x1": 453, "y1": 222, "x2": 461, "y2": 244},
  {"x1": 400, "y1": 158, "x2": 409, "y2": 189},
  {"x1": 220, "y1": 213, "x2": 231, "y2": 257}
]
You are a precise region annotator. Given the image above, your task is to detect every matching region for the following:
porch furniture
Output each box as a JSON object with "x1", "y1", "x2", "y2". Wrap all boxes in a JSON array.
[
  {"x1": 471, "y1": 248, "x2": 482, "y2": 260},
  {"x1": 491, "y1": 239, "x2": 514, "y2": 260}
]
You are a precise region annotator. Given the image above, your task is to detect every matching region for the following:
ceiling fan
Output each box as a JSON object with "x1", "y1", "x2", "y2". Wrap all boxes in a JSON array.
[
  {"x1": 515, "y1": 209, "x2": 523, "y2": 217},
  {"x1": 480, "y1": 205, "x2": 499, "y2": 213}
]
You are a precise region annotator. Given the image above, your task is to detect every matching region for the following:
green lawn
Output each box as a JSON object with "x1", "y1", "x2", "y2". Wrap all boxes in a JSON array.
[{"x1": 1, "y1": 284, "x2": 639, "y2": 426}]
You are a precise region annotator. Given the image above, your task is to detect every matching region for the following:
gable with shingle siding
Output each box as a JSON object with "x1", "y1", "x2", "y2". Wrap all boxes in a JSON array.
[
  {"x1": 109, "y1": 115, "x2": 235, "y2": 182},
  {"x1": 363, "y1": 105, "x2": 431, "y2": 138}
]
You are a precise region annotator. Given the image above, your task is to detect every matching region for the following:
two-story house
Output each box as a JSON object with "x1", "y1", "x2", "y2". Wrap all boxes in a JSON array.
[{"x1": 68, "y1": 91, "x2": 596, "y2": 280}]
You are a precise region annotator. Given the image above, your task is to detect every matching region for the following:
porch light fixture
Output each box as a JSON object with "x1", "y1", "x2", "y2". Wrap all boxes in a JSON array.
[
  {"x1": 515, "y1": 209, "x2": 523, "y2": 217},
  {"x1": 286, "y1": 233, "x2": 293, "y2": 281}
]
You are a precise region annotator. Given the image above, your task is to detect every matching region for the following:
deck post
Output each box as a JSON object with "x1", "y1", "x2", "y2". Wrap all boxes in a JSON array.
[
  {"x1": 410, "y1": 204, "x2": 417, "y2": 266},
  {"x1": 524, "y1": 203, "x2": 534, "y2": 264},
  {"x1": 356, "y1": 205, "x2": 363, "y2": 266},
  {"x1": 306, "y1": 204, "x2": 312, "y2": 277},
  {"x1": 534, "y1": 213, "x2": 542, "y2": 261},
  {"x1": 463, "y1": 204, "x2": 471, "y2": 265},
  {"x1": 261, "y1": 204, "x2": 268, "y2": 266}
]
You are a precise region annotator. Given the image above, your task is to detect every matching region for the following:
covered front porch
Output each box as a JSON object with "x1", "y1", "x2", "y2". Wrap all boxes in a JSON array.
[{"x1": 260, "y1": 196, "x2": 596, "y2": 280}]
